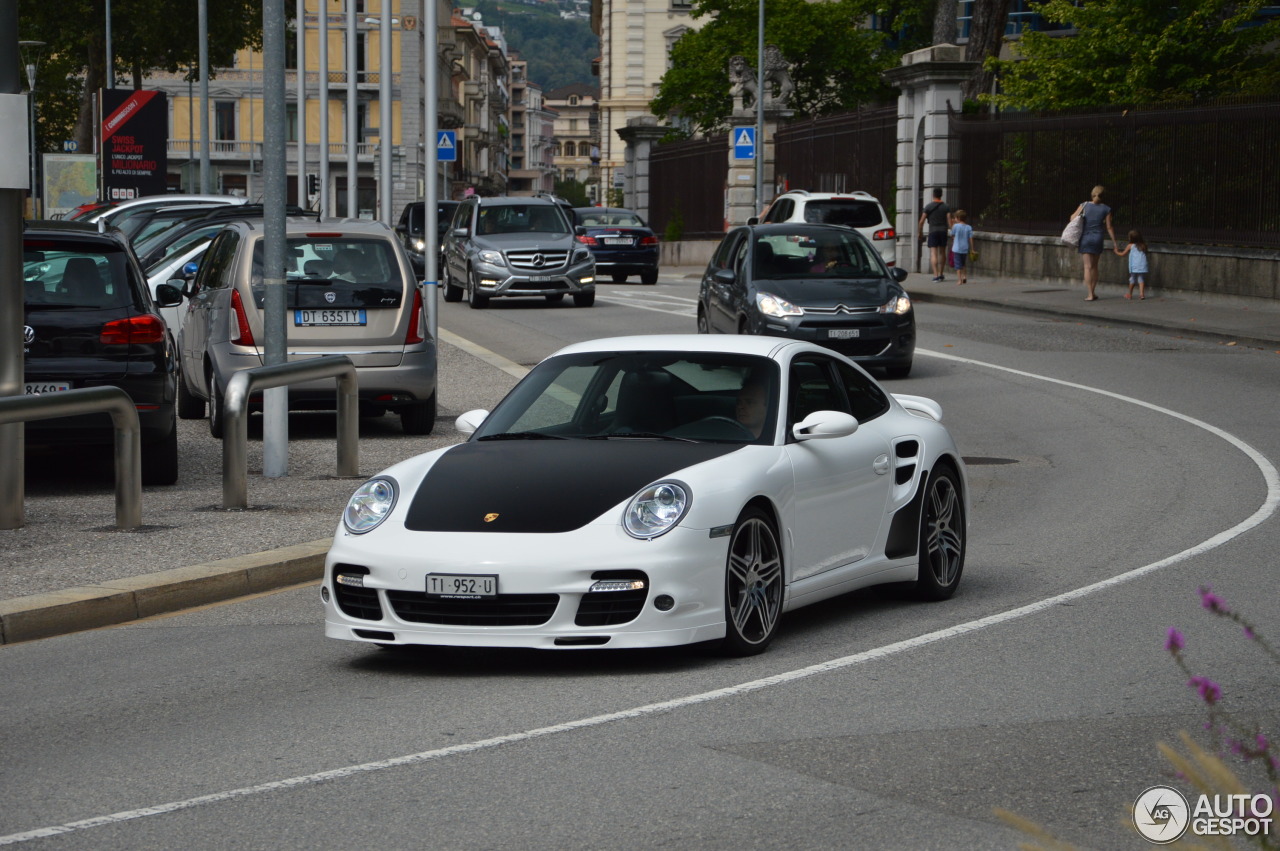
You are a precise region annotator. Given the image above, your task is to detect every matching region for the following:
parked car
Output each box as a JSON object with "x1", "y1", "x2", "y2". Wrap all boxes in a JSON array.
[
  {"x1": 177, "y1": 218, "x2": 438, "y2": 436},
  {"x1": 323, "y1": 334, "x2": 967, "y2": 655},
  {"x1": 441, "y1": 195, "x2": 596, "y2": 308},
  {"x1": 697, "y1": 223, "x2": 915, "y2": 378},
  {"x1": 758, "y1": 190, "x2": 896, "y2": 267},
  {"x1": 22, "y1": 220, "x2": 184, "y2": 485},
  {"x1": 146, "y1": 239, "x2": 210, "y2": 334},
  {"x1": 132, "y1": 203, "x2": 308, "y2": 270},
  {"x1": 572, "y1": 206, "x2": 660, "y2": 284},
  {"x1": 86, "y1": 193, "x2": 248, "y2": 230},
  {"x1": 394, "y1": 200, "x2": 460, "y2": 276}
]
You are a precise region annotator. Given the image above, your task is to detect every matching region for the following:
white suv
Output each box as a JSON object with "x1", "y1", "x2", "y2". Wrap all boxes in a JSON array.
[{"x1": 758, "y1": 190, "x2": 896, "y2": 266}]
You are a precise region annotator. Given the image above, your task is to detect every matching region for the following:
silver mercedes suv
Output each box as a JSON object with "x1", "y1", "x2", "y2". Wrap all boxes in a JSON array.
[{"x1": 440, "y1": 196, "x2": 596, "y2": 308}]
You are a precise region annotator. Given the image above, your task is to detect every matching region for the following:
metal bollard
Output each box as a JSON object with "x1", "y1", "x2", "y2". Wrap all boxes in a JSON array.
[
  {"x1": 221, "y1": 355, "x2": 358, "y2": 510},
  {"x1": 0, "y1": 386, "x2": 142, "y2": 530}
]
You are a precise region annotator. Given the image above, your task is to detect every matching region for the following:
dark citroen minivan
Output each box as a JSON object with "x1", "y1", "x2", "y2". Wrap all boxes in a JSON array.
[{"x1": 22, "y1": 220, "x2": 184, "y2": 484}]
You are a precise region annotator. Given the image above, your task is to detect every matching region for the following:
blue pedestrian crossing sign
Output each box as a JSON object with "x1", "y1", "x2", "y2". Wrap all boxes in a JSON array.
[
  {"x1": 733, "y1": 127, "x2": 756, "y2": 160},
  {"x1": 437, "y1": 130, "x2": 457, "y2": 162}
]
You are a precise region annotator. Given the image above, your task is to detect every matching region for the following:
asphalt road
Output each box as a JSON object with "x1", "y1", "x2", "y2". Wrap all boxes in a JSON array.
[{"x1": 1, "y1": 274, "x2": 1277, "y2": 849}]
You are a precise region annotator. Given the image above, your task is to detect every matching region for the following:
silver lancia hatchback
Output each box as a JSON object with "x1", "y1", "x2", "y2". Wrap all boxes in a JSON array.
[{"x1": 177, "y1": 218, "x2": 437, "y2": 437}]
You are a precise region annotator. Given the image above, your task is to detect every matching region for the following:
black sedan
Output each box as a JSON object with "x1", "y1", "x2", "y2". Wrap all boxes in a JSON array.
[
  {"x1": 696, "y1": 223, "x2": 915, "y2": 378},
  {"x1": 22, "y1": 221, "x2": 185, "y2": 484},
  {"x1": 572, "y1": 207, "x2": 660, "y2": 285}
]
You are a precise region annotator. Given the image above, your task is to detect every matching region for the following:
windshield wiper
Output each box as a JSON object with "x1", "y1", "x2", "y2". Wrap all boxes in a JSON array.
[
  {"x1": 477, "y1": 431, "x2": 571, "y2": 441},
  {"x1": 587, "y1": 431, "x2": 696, "y2": 443}
]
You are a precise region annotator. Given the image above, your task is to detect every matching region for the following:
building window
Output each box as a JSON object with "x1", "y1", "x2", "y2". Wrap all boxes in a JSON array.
[
  {"x1": 670, "y1": 0, "x2": 692, "y2": 9},
  {"x1": 286, "y1": 103, "x2": 298, "y2": 143},
  {"x1": 215, "y1": 101, "x2": 237, "y2": 140},
  {"x1": 569, "y1": 95, "x2": 579, "y2": 106}
]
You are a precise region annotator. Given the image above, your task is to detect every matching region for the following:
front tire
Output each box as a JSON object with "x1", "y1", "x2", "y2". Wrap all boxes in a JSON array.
[
  {"x1": 913, "y1": 464, "x2": 965, "y2": 601},
  {"x1": 721, "y1": 507, "x2": 784, "y2": 656},
  {"x1": 696, "y1": 308, "x2": 710, "y2": 334},
  {"x1": 573, "y1": 290, "x2": 595, "y2": 307},
  {"x1": 467, "y1": 270, "x2": 489, "y2": 309}
]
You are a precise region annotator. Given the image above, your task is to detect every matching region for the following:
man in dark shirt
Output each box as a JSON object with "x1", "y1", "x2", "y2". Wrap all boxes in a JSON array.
[{"x1": 918, "y1": 188, "x2": 953, "y2": 282}]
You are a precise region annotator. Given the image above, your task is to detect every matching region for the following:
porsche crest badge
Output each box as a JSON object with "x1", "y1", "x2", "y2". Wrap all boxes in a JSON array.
[{"x1": 484, "y1": 513, "x2": 500, "y2": 523}]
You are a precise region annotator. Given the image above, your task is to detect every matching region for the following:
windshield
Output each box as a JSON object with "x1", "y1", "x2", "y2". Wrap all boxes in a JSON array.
[
  {"x1": 753, "y1": 230, "x2": 885, "y2": 280},
  {"x1": 476, "y1": 204, "x2": 571, "y2": 236},
  {"x1": 23, "y1": 242, "x2": 136, "y2": 309},
  {"x1": 473, "y1": 351, "x2": 780, "y2": 444}
]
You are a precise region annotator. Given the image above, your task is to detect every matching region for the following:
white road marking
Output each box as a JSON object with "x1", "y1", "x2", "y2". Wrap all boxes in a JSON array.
[{"x1": 4, "y1": 349, "x2": 1275, "y2": 846}]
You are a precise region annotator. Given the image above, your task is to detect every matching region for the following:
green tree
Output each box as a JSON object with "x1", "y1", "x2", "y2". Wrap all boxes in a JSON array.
[
  {"x1": 554, "y1": 177, "x2": 591, "y2": 207},
  {"x1": 21, "y1": 1, "x2": 271, "y2": 157},
  {"x1": 651, "y1": 0, "x2": 934, "y2": 137},
  {"x1": 988, "y1": 0, "x2": 1280, "y2": 110}
]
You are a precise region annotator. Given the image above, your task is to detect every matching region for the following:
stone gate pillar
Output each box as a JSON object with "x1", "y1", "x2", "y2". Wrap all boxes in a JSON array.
[
  {"x1": 882, "y1": 45, "x2": 978, "y2": 274},
  {"x1": 616, "y1": 116, "x2": 666, "y2": 221}
]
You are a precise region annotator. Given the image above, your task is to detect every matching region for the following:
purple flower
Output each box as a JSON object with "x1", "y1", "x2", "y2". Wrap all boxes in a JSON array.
[
  {"x1": 1199, "y1": 586, "x2": 1230, "y2": 614},
  {"x1": 1258, "y1": 733, "x2": 1270, "y2": 752},
  {"x1": 1188, "y1": 676, "x2": 1222, "y2": 704},
  {"x1": 1243, "y1": 626, "x2": 1256, "y2": 640},
  {"x1": 1165, "y1": 627, "x2": 1185, "y2": 652}
]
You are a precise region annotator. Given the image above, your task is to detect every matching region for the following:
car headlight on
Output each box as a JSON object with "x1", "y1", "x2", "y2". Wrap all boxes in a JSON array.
[
  {"x1": 343, "y1": 477, "x2": 399, "y2": 534},
  {"x1": 623, "y1": 481, "x2": 690, "y2": 539},
  {"x1": 478, "y1": 249, "x2": 504, "y2": 265},
  {"x1": 756, "y1": 292, "x2": 804, "y2": 318},
  {"x1": 411, "y1": 239, "x2": 426, "y2": 252},
  {"x1": 878, "y1": 294, "x2": 912, "y2": 315}
]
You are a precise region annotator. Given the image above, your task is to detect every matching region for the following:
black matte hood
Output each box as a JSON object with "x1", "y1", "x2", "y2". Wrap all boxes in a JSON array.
[{"x1": 404, "y1": 440, "x2": 743, "y2": 533}]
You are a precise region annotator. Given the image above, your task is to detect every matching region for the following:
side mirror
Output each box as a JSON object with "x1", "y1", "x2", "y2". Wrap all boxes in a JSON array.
[
  {"x1": 155, "y1": 283, "x2": 184, "y2": 307},
  {"x1": 455, "y1": 409, "x2": 489, "y2": 436},
  {"x1": 792, "y1": 410, "x2": 858, "y2": 441},
  {"x1": 747, "y1": 216, "x2": 759, "y2": 226},
  {"x1": 451, "y1": 227, "x2": 469, "y2": 238},
  {"x1": 713, "y1": 268, "x2": 736, "y2": 285},
  {"x1": 890, "y1": 267, "x2": 908, "y2": 282}
]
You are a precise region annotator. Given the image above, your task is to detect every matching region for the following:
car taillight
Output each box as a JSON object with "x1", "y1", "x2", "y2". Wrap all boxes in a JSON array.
[
  {"x1": 639, "y1": 235, "x2": 659, "y2": 246},
  {"x1": 873, "y1": 228, "x2": 895, "y2": 241},
  {"x1": 230, "y1": 289, "x2": 255, "y2": 347},
  {"x1": 576, "y1": 234, "x2": 598, "y2": 246},
  {"x1": 405, "y1": 287, "x2": 424, "y2": 344},
  {"x1": 100, "y1": 314, "x2": 167, "y2": 345}
]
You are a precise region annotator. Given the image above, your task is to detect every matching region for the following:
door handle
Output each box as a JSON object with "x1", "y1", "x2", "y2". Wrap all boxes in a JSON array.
[{"x1": 873, "y1": 454, "x2": 890, "y2": 475}]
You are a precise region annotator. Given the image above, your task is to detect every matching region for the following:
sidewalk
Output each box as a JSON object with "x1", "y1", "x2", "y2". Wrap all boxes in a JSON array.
[{"x1": 2, "y1": 270, "x2": 1276, "y2": 645}]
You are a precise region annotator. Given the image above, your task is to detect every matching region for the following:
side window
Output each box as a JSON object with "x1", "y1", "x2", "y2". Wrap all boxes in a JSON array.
[
  {"x1": 835, "y1": 361, "x2": 890, "y2": 423},
  {"x1": 712, "y1": 231, "x2": 743, "y2": 271},
  {"x1": 195, "y1": 230, "x2": 240, "y2": 292},
  {"x1": 788, "y1": 357, "x2": 848, "y2": 431}
]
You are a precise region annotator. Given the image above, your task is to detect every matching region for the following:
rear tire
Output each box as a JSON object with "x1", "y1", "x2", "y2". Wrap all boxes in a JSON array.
[
  {"x1": 573, "y1": 290, "x2": 595, "y2": 307},
  {"x1": 177, "y1": 369, "x2": 204, "y2": 419},
  {"x1": 208, "y1": 373, "x2": 225, "y2": 440},
  {"x1": 141, "y1": 422, "x2": 180, "y2": 486},
  {"x1": 610, "y1": 272, "x2": 627, "y2": 283},
  {"x1": 399, "y1": 392, "x2": 437, "y2": 436},
  {"x1": 884, "y1": 362, "x2": 912, "y2": 379},
  {"x1": 640, "y1": 269, "x2": 659, "y2": 285},
  {"x1": 913, "y1": 464, "x2": 965, "y2": 601},
  {"x1": 441, "y1": 265, "x2": 463, "y2": 302},
  {"x1": 721, "y1": 507, "x2": 783, "y2": 656}
]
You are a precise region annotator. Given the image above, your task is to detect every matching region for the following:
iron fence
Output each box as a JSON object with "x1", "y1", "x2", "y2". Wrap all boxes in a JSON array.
[
  {"x1": 649, "y1": 134, "x2": 728, "y2": 241},
  {"x1": 774, "y1": 106, "x2": 898, "y2": 213},
  {"x1": 955, "y1": 98, "x2": 1280, "y2": 249}
]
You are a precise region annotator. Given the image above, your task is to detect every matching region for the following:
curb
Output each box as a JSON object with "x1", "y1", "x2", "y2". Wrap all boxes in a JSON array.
[{"x1": 0, "y1": 540, "x2": 330, "y2": 645}]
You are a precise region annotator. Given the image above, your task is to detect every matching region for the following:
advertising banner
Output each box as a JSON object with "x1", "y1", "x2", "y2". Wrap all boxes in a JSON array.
[{"x1": 100, "y1": 89, "x2": 168, "y2": 200}]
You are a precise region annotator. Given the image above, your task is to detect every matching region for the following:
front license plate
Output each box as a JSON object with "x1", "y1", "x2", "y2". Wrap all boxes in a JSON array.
[
  {"x1": 294, "y1": 309, "x2": 366, "y2": 326},
  {"x1": 426, "y1": 573, "x2": 498, "y2": 598},
  {"x1": 527, "y1": 275, "x2": 553, "y2": 283},
  {"x1": 24, "y1": 382, "x2": 71, "y2": 394},
  {"x1": 828, "y1": 329, "x2": 860, "y2": 339}
]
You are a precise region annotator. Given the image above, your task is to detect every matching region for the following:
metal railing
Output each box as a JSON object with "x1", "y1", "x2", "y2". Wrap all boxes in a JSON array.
[
  {"x1": 0, "y1": 387, "x2": 142, "y2": 530},
  {"x1": 222, "y1": 356, "x2": 359, "y2": 510}
]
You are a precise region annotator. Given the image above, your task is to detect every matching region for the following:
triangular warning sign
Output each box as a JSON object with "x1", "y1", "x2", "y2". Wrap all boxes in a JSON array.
[
  {"x1": 735, "y1": 129, "x2": 753, "y2": 147},
  {"x1": 438, "y1": 134, "x2": 455, "y2": 149}
]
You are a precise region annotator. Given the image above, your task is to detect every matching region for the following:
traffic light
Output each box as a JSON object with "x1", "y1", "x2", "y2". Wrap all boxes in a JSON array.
[{"x1": 307, "y1": 174, "x2": 319, "y2": 197}]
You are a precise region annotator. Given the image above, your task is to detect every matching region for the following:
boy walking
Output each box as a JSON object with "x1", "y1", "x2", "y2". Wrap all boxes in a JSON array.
[{"x1": 949, "y1": 210, "x2": 974, "y2": 285}]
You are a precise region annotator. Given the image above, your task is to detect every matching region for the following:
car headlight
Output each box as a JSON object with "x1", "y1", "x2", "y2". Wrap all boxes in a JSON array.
[
  {"x1": 478, "y1": 249, "x2": 504, "y2": 265},
  {"x1": 623, "y1": 481, "x2": 690, "y2": 539},
  {"x1": 878, "y1": 294, "x2": 912, "y2": 315},
  {"x1": 412, "y1": 239, "x2": 426, "y2": 252},
  {"x1": 343, "y1": 477, "x2": 399, "y2": 534},
  {"x1": 756, "y1": 292, "x2": 804, "y2": 318},
  {"x1": 573, "y1": 248, "x2": 591, "y2": 264}
]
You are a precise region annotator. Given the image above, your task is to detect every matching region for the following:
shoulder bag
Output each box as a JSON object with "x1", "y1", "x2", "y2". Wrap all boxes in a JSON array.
[{"x1": 1061, "y1": 207, "x2": 1085, "y2": 247}]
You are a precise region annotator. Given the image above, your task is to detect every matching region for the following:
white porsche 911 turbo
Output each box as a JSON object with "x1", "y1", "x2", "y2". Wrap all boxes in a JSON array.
[{"x1": 323, "y1": 335, "x2": 968, "y2": 656}]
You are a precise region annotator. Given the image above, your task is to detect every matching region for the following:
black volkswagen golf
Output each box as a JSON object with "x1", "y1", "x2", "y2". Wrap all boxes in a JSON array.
[
  {"x1": 22, "y1": 221, "x2": 185, "y2": 484},
  {"x1": 696, "y1": 223, "x2": 915, "y2": 378}
]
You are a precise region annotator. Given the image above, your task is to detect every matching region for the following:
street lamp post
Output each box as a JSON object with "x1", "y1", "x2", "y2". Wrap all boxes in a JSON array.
[{"x1": 19, "y1": 40, "x2": 44, "y2": 219}]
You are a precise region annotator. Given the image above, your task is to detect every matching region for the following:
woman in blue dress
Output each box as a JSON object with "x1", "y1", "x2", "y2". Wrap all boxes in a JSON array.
[{"x1": 1070, "y1": 185, "x2": 1118, "y2": 301}]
